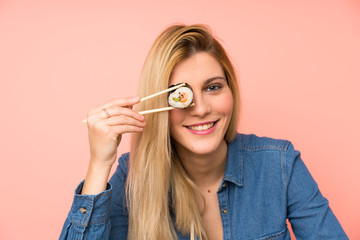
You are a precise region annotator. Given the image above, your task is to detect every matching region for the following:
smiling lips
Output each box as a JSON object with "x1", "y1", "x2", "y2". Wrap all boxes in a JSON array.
[{"x1": 185, "y1": 121, "x2": 217, "y2": 135}]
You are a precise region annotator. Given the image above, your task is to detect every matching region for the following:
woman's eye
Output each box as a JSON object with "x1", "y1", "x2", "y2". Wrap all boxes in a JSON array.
[{"x1": 206, "y1": 85, "x2": 222, "y2": 92}]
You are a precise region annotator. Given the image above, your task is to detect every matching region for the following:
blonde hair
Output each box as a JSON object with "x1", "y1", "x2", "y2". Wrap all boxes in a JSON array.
[{"x1": 126, "y1": 24, "x2": 240, "y2": 240}]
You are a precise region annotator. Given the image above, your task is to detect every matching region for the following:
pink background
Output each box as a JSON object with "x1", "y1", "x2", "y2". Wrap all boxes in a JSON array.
[{"x1": 1, "y1": 0, "x2": 359, "y2": 239}]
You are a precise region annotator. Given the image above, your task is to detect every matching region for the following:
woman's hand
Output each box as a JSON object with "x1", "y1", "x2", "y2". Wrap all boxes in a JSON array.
[
  {"x1": 86, "y1": 96, "x2": 145, "y2": 166},
  {"x1": 81, "y1": 96, "x2": 145, "y2": 195}
]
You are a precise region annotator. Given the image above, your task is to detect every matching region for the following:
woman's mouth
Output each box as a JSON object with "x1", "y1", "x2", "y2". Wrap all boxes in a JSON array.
[
  {"x1": 187, "y1": 122, "x2": 214, "y2": 131},
  {"x1": 185, "y1": 121, "x2": 218, "y2": 135}
]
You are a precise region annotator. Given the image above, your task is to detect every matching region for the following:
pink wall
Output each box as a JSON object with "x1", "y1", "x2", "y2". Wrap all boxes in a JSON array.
[{"x1": 0, "y1": 0, "x2": 359, "y2": 239}]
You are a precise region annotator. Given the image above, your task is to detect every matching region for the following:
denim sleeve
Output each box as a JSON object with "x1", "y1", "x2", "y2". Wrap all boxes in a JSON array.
[
  {"x1": 59, "y1": 181, "x2": 112, "y2": 240},
  {"x1": 284, "y1": 142, "x2": 348, "y2": 239},
  {"x1": 108, "y1": 154, "x2": 130, "y2": 239}
]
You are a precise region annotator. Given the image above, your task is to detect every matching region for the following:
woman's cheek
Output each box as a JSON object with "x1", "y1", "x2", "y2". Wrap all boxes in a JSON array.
[
  {"x1": 215, "y1": 90, "x2": 234, "y2": 115},
  {"x1": 169, "y1": 109, "x2": 183, "y2": 136}
]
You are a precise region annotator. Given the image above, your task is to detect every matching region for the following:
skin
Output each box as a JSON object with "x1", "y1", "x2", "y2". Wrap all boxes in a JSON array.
[{"x1": 169, "y1": 52, "x2": 234, "y2": 240}]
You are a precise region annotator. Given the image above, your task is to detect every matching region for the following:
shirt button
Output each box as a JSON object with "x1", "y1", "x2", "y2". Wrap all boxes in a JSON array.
[
  {"x1": 79, "y1": 207, "x2": 87, "y2": 214},
  {"x1": 222, "y1": 209, "x2": 228, "y2": 214},
  {"x1": 222, "y1": 183, "x2": 227, "y2": 188}
]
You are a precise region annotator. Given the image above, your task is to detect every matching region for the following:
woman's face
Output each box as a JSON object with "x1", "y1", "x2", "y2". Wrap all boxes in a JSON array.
[{"x1": 169, "y1": 52, "x2": 234, "y2": 157}]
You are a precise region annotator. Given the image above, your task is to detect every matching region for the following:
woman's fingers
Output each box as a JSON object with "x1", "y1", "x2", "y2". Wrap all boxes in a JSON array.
[
  {"x1": 89, "y1": 114, "x2": 145, "y2": 140},
  {"x1": 86, "y1": 97, "x2": 143, "y2": 123},
  {"x1": 89, "y1": 119, "x2": 144, "y2": 145},
  {"x1": 104, "y1": 114, "x2": 146, "y2": 127},
  {"x1": 102, "y1": 105, "x2": 144, "y2": 121},
  {"x1": 86, "y1": 107, "x2": 144, "y2": 128},
  {"x1": 85, "y1": 96, "x2": 146, "y2": 167},
  {"x1": 111, "y1": 124, "x2": 145, "y2": 135}
]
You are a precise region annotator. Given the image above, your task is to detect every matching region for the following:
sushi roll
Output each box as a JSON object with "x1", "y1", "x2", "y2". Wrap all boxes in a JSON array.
[{"x1": 168, "y1": 83, "x2": 193, "y2": 108}]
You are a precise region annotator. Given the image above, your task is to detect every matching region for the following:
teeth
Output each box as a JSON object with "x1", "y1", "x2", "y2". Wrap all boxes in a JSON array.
[{"x1": 188, "y1": 122, "x2": 214, "y2": 131}]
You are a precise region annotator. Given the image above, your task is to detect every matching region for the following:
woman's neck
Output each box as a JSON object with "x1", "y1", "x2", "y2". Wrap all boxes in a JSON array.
[{"x1": 175, "y1": 139, "x2": 228, "y2": 188}]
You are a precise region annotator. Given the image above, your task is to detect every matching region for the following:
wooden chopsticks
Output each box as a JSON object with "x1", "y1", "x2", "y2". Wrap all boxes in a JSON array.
[{"x1": 82, "y1": 83, "x2": 187, "y2": 123}]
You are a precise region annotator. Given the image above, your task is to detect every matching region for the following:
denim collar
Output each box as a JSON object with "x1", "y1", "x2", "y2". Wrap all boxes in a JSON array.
[{"x1": 223, "y1": 134, "x2": 244, "y2": 187}]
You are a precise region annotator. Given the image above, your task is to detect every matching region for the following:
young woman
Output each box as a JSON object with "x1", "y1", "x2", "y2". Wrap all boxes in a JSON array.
[{"x1": 60, "y1": 24, "x2": 348, "y2": 240}]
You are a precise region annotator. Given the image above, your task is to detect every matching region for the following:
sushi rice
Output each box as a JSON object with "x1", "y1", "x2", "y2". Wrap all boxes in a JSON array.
[{"x1": 168, "y1": 86, "x2": 193, "y2": 108}]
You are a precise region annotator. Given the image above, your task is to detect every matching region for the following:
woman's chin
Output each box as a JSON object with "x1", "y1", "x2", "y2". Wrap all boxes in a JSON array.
[{"x1": 181, "y1": 140, "x2": 225, "y2": 157}]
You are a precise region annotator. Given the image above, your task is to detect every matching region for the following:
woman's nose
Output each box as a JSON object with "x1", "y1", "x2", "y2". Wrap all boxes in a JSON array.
[{"x1": 189, "y1": 94, "x2": 211, "y2": 117}]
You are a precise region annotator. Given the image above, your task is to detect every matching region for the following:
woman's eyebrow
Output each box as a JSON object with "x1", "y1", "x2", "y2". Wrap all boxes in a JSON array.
[{"x1": 203, "y1": 76, "x2": 226, "y2": 85}]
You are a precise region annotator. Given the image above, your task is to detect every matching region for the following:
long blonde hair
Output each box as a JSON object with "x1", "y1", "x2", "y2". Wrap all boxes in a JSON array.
[{"x1": 126, "y1": 24, "x2": 240, "y2": 240}]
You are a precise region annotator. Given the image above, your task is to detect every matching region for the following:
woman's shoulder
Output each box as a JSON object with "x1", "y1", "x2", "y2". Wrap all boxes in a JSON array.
[
  {"x1": 228, "y1": 133, "x2": 301, "y2": 189},
  {"x1": 116, "y1": 152, "x2": 130, "y2": 174},
  {"x1": 229, "y1": 133, "x2": 301, "y2": 182},
  {"x1": 231, "y1": 133, "x2": 292, "y2": 152}
]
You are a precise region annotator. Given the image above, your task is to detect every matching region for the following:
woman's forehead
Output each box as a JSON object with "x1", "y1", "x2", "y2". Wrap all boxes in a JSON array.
[{"x1": 169, "y1": 52, "x2": 225, "y2": 86}]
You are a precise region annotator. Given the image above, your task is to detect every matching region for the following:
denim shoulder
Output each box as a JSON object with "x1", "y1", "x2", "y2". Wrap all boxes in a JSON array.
[
  {"x1": 236, "y1": 133, "x2": 292, "y2": 151},
  {"x1": 234, "y1": 133, "x2": 297, "y2": 187},
  {"x1": 116, "y1": 152, "x2": 130, "y2": 175}
]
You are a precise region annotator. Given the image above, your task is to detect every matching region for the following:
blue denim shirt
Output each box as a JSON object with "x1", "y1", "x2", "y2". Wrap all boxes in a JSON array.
[{"x1": 59, "y1": 133, "x2": 348, "y2": 239}]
